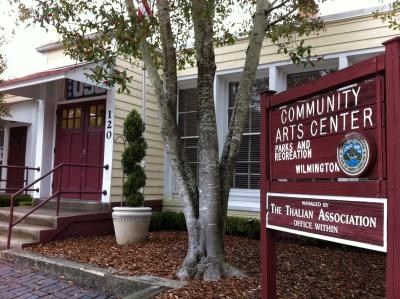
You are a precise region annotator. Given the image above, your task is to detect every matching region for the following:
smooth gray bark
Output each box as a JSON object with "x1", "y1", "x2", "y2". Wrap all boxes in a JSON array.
[{"x1": 125, "y1": 0, "x2": 273, "y2": 281}]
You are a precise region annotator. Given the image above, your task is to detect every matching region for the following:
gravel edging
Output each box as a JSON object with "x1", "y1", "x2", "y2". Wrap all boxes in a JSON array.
[{"x1": 0, "y1": 249, "x2": 186, "y2": 298}]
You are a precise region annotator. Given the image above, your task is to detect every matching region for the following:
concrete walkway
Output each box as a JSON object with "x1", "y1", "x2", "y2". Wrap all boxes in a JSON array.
[
  {"x1": 0, "y1": 250, "x2": 186, "y2": 299},
  {"x1": 0, "y1": 259, "x2": 116, "y2": 299}
]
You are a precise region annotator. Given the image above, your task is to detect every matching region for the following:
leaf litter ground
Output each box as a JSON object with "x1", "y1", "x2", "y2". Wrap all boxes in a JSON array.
[{"x1": 25, "y1": 231, "x2": 385, "y2": 298}]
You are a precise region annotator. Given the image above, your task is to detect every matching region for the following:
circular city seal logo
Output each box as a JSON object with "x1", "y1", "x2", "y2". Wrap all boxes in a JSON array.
[{"x1": 337, "y1": 133, "x2": 371, "y2": 177}]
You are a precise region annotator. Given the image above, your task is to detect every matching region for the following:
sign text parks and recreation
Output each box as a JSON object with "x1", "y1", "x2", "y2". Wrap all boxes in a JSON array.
[
  {"x1": 271, "y1": 78, "x2": 379, "y2": 179},
  {"x1": 267, "y1": 193, "x2": 387, "y2": 252}
]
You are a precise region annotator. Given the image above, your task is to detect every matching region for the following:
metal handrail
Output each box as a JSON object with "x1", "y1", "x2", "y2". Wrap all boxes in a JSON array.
[
  {"x1": 7, "y1": 163, "x2": 109, "y2": 249},
  {"x1": 0, "y1": 165, "x2": 40, "y2": 170},
  {"x1": 0, "y1": 165, "x2": 40, "y2": 194}
]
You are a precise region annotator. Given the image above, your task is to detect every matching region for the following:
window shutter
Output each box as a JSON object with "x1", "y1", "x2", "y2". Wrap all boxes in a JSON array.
[{"x1": 178, "y1": 89, "x2": 199, "y2": 185}]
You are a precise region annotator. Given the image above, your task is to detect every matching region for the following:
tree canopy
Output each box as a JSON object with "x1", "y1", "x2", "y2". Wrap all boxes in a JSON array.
[
  {"x1": 17, "y1": 0, "x2": 327, "y2": 281},
  {"x1": 18, "y1": 0, "x2": 325, "y2": 91},
  {"x1": 374, "y1": 0, "x2": 400, "y2": 30}
]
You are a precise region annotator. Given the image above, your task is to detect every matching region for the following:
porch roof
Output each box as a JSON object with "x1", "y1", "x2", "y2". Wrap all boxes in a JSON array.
[{"x1": 0, "y1": 62, "x2": 108, "y2": 98}]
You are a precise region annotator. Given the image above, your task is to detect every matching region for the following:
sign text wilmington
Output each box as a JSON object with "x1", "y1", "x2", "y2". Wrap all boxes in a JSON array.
[{"x1": 269, "y1": 201, "x2": 377, "y2": 234}]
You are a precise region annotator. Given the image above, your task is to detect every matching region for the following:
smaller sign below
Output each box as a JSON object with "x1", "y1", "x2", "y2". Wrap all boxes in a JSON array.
[
  {"x1": 267, "y1": 193, "x2": 387, "y2": 252},
  {"x1": 66, "y1": 79, "x2": 107, "y2": 100}
]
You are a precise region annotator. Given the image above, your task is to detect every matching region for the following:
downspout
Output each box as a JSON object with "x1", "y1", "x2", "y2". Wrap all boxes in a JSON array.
[{"x1": 141, "y1": 64, "x2": 146, "y2": 197}]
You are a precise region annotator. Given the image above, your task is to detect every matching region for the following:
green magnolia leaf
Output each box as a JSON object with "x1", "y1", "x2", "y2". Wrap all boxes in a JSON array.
[{"x1": 374, "y1": 1, "x2": 400, "y2": 31}]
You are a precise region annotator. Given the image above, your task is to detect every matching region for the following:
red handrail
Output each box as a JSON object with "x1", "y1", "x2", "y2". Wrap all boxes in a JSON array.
[
  {"x1": 0, "y1": 165, "x2": 40, "y2": 194},
  {"x1": 6, "y1": 163, "x2": 109, "y2": 249}
]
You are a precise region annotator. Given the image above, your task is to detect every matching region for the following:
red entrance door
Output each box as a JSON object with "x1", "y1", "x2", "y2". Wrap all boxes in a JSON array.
[
  {"x1": 54, "y1": 100, "x2": 105, "y2": 200},
  {"x1": 6, "y1": 126, "x2": 27, "y2": 193}
]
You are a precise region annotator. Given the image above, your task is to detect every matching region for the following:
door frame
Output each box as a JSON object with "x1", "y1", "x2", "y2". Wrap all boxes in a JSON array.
[
  {"x1": 54, "y1": 99, "x2": 106, "y2": 200},
  {"x1": 6, "y1": 126, "x2": 28, "y2": 193}
]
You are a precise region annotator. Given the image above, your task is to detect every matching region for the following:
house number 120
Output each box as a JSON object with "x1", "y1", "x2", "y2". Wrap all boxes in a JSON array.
[{"x1": 106, "y1": 110, "x2": 112, "y2": 139}]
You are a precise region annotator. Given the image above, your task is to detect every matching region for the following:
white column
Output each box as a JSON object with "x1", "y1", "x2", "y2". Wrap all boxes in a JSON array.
[
  {"x1": 26, "y1": 101, "x2": 40, "y2": 193},
  {"x1": 163, "y1": 151, "x2": 173, "y2": 198},
  {"x1": 1, "y1": 126, "x2": 10, "y2": 192},
  {"x1": 269, "y1": 66, "x2": 286, "y2": 92},
  {"x1": 101, "y1": 88, "x2": 115, "y2": 203},
  {"x1": 339, "y1": 55, "x2": 349, "y2": 70},
  {"x1": 214, "y1": 75, "x2": 226, "y2": 158},
  {"x1": 34, "y1": 99, "x2": 45, "y2": 197}
]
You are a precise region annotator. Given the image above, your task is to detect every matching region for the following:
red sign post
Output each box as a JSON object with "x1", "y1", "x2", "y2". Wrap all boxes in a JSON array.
[{"x1": 260, "y1": 37, "x2": 400, "y2": 298}]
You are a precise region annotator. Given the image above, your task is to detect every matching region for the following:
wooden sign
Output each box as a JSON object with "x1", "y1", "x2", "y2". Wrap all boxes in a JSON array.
[
  {"x1": 260, "y1": 37, "x2": 400, "y2": 299},
  {"x1": 267, "y1": 193, "x2": 387, "y2": 251},
  {"x1": 271, "y1": 77, "x2": 382, "y2": 179}
]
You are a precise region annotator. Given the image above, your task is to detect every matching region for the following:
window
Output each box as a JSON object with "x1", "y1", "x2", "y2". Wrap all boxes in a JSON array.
[
  {"x1": 60, "y1": 107, "x2": 82, "y2": 129},
  {"x1": 287, "y1": 69, "x2": 336, "y2": 89},
  {"x1": 178, "y1": 88, "x2": 199, "y2": 183},
  {"x1": 228, "y1": 78, "x2": 268, "y2": 189},
  {"x1": 89, "y1": 104, "x2": 105, "y2": 127}
]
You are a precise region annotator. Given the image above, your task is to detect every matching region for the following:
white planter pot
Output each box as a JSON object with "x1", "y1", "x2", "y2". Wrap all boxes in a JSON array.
[{"x1": 112, "y1": 207, "x2": 152, "y2": 245}]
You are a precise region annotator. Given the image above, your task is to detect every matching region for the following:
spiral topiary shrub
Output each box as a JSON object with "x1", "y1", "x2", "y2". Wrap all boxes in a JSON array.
[{"x1": 121, "y1": 109, "x2": 147, "y2": 207}]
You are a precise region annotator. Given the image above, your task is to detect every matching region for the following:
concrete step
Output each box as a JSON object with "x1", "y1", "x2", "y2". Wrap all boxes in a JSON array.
[
  {"x1": 0, "y1": 209, "x2": 57, "y2": 228},
  {"x1": 33, "y1": 198, "x2": 110, "y2": 213},
  {"x1": 0, "y1": 220, "x2": 53, "y2": 240},
  {"x1": 0, "y1": 235, "x2": 39, "y2": 249}
]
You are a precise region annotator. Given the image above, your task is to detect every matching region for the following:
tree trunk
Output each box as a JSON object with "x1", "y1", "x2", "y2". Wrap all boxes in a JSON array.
[
  {"x1": 128, "y1": 0, "x2": 269, "y2": 281},
  {"x1": 191, "y1": 0, "x2": 225, "y2": 281},
  {"x1": 220, "y1": 0, "x2": 270, "y2": 233}
]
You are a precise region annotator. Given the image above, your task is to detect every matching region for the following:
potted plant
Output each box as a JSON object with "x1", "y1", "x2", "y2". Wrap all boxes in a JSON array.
[{"x1": 112, "y1": 109, "x2": 151, "y2": 244}]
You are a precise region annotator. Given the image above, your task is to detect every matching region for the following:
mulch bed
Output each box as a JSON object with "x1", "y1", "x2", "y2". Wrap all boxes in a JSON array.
[{"x1": 25, "y1": 231, "x2": 385, "y2": 298}]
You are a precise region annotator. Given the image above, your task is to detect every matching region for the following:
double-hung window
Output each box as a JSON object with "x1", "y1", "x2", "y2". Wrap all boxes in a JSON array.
[{"x1": 228, "y1": 78, "x2": 269, "y2": 189}]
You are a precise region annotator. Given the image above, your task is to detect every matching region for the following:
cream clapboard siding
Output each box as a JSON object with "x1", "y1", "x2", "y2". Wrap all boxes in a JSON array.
[
  {"x1": 2, "y1": 94, "x2": 31, "y2": 104},
  {"x1": 179, "y1": 14, "x2": 397, "y2": 77},
  {"x1": 111, "y1": 58, "x2": 164, "y2": 203},
  {"x1": 45, "y1": 49, "x2": 77, "y2": 69},
  {"x1": 163, "y1": 13, "x2": 398, "y2": 216}
]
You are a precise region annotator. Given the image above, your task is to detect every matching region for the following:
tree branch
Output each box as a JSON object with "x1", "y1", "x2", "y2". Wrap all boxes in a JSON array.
[
  {"x1": 265, "y1": 7, "x2": 297, "y2": 29},
  {"x1": 124, "y1": 0, "x2": 198, "y2": 218},
  {"x1": 156, "y1": 0, "x2": 178, "y2": 119},
  {"x1": 266, "y1": 0, "x2": 291, "y2": 15},
  {"x1": 219, "y1": 0, "x2": 271, "y2": 216}
]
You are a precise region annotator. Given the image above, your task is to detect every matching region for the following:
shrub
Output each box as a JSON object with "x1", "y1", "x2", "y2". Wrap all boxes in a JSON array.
[
  {"x1": 18, "y1": 201, "x2": 33, "y2": 207},
  {"x1": 150, "y1": 211, "x2": 187, "y2": 231},
  {"x1": 149, "y1": 211, "x2": 260, "y2": 239},
  {"x1": 0, "y1": 195, "x2": 11, "y2": 207},
  {"x1": 15, "y1": 194, "x2": 33, "y2": 205},
  {"x1": 225, "y1": 216, "x2": 260, "y2": 239},
  {"x1": 0, "y1": 194, "x2": 33, "y2": 207},
  {"x1": 121, "y1": 110, "x2": 147, "y2": 207}
]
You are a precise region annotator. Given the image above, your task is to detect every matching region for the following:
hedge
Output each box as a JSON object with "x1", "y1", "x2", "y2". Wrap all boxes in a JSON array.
[
  {"x1": 150, "y1": 211, "x2": 260, "y2": 239},
  {"x1": 0, "y1": 194, "x2": 33, "y2": 207}
]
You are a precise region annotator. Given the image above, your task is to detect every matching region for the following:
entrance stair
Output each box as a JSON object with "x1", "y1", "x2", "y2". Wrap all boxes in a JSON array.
[{"x1": 0, "y1": 199, "x2": 113, "y2": 249}]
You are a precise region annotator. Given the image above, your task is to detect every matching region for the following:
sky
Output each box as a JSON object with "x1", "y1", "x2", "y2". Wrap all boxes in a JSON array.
[{"x1": 0, "y1": 0, "x2": 394, "y2": 79}]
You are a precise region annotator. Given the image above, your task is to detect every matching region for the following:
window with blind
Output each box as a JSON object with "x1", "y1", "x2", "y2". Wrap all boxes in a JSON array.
[
  {"x1": 178, "y1": 88, "x2": 199, "y2": 184},
  {"x1": 287, "y1": 69, "x2": 336, "y2": 89},
  {"x1": 228, "y1": 78, "x2": 268, "y2": 189}
]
